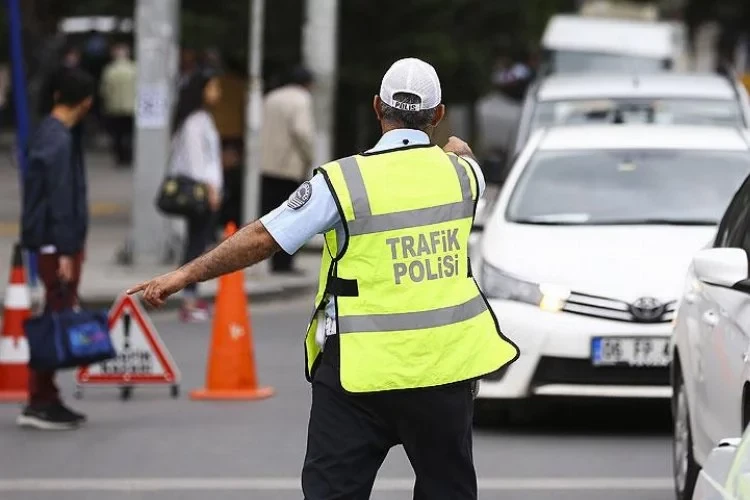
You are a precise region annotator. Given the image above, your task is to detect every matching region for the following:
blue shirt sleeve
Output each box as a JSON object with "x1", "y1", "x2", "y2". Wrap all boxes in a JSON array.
[{"x1": 259, "y1": 173, "x2": 341, "y2": 254}]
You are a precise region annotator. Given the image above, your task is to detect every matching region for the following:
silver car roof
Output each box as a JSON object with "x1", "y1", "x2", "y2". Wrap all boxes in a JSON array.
[{"x1": 536, "y1": 73, "x2": 737, "y2": 101}]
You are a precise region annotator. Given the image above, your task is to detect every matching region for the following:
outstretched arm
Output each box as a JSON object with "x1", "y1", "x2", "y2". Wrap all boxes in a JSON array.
[
  {"x1": 128, "y1": 173, "x2": 341, "y2": 308},
  {"x1": 128, "y1": 221, "x2": 280, "y2": 307},
  {"x1": 183, "y1": 220, "x2": 280, "y2": 283}
]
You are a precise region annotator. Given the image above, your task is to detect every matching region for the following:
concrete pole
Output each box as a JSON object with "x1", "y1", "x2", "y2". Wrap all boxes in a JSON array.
[
  {"x1": 130, "y1": 0, "x2": 179, "y2": 265},
  {"x1": 242, "y1": 0, "x2": 265, "y2": 224},
  {"x1": 303, "y1": 0, "x2": 339, "y2": 167}
]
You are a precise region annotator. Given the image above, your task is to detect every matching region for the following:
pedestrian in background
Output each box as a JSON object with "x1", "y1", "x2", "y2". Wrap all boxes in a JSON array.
[
  {"x1": 100, "y1": 43, "x2": 136, "y2": 167},
  {"x1": 61, "y1": 45, "x2": 82, "y2": 71},
  {"x1": 168, "y1": 70, "x2": 224, "y2": 323},
  {"x1": 260, "y1": 65, "x2": 315, "y2": 274},
  {"x1": 38, "y1": 44, "x2": 89, "y2": 156},
  {"x1": 178, "y1": 48, "x2": 199, "y2": 90},
  {"x1": 218, "y1": 143, "x2": 243, "y2": 228},
  {"x1": 128, "y1": 57, "x2": 519, "y2": 499},
  {"x1": 19, "y1": 68, "x2": 95, "y2": 430}
]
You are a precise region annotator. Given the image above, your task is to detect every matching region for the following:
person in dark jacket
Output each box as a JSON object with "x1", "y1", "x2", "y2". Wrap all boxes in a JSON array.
[
  {"x1": 37, "y1": 45, "x2": 88, "y2": 169},
  {"x1": 19, "y1": 68, "x2": 94, "y2": 431}
]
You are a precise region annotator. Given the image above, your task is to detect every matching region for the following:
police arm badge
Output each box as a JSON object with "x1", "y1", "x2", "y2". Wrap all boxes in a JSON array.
[{"x1": 287, "y1": 181, "x2": 313, "y2": 210}]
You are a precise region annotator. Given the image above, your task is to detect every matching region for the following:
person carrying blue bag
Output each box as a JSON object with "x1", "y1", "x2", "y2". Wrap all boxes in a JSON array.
[{"x1": 19, "y1": 67, "x2": 115, "y2": 431}]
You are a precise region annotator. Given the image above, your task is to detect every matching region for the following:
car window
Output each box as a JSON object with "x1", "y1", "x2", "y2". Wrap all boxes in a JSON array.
[
  {"x1": 547, "y1": 50, "x2": 666, "y2": 73},
  {"x1": 531, "y1": 99, "x2": 743, "y2": 131},
  {"x1": 716, "y1": 178, "x2": 750, "y2": 248},
  {"x1": 505, "y1": 149, "x2": 750, "y2": 226}
]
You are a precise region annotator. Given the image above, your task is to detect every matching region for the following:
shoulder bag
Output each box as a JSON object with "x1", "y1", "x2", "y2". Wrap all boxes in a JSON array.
[{"x1": 24, "y1": 284, "x2": 116, "y2": 371}]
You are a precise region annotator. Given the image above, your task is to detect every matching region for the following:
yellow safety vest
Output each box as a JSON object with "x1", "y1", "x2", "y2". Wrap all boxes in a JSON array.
[{"x1": 304, "y1": 145, "x2": 520, "y2": 392}]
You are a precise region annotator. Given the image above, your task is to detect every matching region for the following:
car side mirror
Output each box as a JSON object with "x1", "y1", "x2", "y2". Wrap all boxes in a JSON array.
[{"x1": 693, "y1": 248, "x2": 750, "y2": 292}]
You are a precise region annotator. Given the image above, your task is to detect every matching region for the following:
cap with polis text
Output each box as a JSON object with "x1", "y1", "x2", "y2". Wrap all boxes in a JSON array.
[{"x1": 379, "y1": 58, "x2": 442, "y2": 112}]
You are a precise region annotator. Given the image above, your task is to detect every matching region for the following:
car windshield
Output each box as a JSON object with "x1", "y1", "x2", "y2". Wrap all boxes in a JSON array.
[
  {"x1": 549, "y1": 50, "x2": 667, "y2": 73},
  {"x1": 531, "y1": 99, "x2": 743, "y2": 131},
  {"x1": 506, "y1": 150, "x2": 750, "y2": 225}
]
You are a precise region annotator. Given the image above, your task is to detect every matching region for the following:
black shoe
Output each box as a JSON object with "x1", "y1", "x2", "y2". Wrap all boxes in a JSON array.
[
  {"x1": 55, "y1": 403, "x2": 87, "y2": 424},
  {"x1": 16, "y1": 404, "x2": 80, "y2": 430}
]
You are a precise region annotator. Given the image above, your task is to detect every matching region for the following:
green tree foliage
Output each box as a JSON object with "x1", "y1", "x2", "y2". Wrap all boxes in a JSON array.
[
  {"x1": 337, "y1": 0, "x2": 568, "y2": 102},
  {"x1": 8, "y1": 0, "x2": 572, "y2": 91}
]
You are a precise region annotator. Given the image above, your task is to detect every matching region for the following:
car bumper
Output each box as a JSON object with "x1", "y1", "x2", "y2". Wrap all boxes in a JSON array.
[{"x1": 477, "y1": 299, "x2": 673, "y2": 400}]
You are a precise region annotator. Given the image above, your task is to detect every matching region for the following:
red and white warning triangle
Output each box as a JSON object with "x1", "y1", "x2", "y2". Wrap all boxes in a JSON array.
[{"x1": 76, "y1": 294, "x2": 181, "y2": 385}]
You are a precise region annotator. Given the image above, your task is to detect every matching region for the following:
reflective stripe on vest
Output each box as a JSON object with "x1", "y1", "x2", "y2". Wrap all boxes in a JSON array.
[
  {"x1": 338, "y1": 295, "x2": 486, "y2": 334},
  {"x1": 304, "y1": 146, "x2": 520, "y2": 392}
]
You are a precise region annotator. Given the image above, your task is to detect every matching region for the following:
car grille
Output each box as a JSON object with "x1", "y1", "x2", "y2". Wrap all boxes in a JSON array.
[
  {"x1": 532, "y1": 356, "x2": 669, "y2": 386},
  {"x1": 562, "y1": 291, "x2": 676, "y2": 323}
]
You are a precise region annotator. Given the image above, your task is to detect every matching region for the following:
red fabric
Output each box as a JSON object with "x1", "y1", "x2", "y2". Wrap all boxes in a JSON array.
[{"x1": 28, "y1": 252, "x2": 83, "y2": 407}]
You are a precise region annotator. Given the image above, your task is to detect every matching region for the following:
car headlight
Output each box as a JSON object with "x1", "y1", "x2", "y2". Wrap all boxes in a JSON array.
[{"x1": 480, "y1": 263, "x2": 571, "y2": 312}]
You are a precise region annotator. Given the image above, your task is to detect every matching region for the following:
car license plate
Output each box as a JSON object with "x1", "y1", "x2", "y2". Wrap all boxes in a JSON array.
[{"x1": 591, "y1": 337, "x2": 671, "y2": 367}]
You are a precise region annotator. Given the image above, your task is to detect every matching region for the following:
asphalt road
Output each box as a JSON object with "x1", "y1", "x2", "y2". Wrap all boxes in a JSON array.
[{"x1": 0, "y1": 294, "x2": 675, "y2": 500}]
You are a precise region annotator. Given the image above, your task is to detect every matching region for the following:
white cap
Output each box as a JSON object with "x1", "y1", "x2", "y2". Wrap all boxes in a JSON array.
[{"x1": 379, "y1": 58, "x2": 442, "y2": 112}]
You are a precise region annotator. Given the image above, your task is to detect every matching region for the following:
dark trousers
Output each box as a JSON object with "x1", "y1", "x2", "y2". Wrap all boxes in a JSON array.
[
  {"x1": 107, "y1": 114, "x2": 134, "y2": 165},
  {"x1": 28, "y1": 252, "x2": 84, "y2": 408},
  {"x1": 302, "y1": 341, "x2": 477, "y2": 500},
  {"x1": 182, "y1": 211, "x2": 216, "y2": 295},
  {"x1": 261, "y1": 174, "x2": 300, "y2": 271}
]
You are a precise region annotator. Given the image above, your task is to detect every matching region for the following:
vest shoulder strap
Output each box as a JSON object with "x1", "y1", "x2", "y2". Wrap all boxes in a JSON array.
[{"x1": 445, "y1": 153, "x2": 479, "y2": 202}]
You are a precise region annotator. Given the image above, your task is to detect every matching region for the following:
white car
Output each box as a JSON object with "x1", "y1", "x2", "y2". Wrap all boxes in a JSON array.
[
  {"x1": 672, "y1": 170, "x2": 750, "y2": 500},
  {"x1": 510, "y1": 72, "x2": 750, "y2": 159},
  {"x1": 474, "y1": 124, "x2": 750, "y2": 422},
  {"x1": 692, "y1": 425, "x2": 750, "y2": 500}
]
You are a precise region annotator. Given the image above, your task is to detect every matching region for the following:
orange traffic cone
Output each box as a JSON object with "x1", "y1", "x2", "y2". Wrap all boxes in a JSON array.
[
  {"x1": 0, "y1": 244, "x2": 31, "y2": 402},
  {"x1": 190, "y1": 223, "x2": 274, "y2": 401}
]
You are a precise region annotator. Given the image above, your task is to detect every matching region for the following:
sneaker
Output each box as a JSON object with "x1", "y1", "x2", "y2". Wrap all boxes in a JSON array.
[
  {"x1": 179, "y1": 305, "x2": 209, "y2": 323},
  {"x1": 56, "y1": 403, "x2": 87, "y2": 424},
  {"x1": 16, "y1": 405, "x2": 80, "y2": 430},
  {"x1": 195, "y1": 299, "x2": 212, "y2": 315}
]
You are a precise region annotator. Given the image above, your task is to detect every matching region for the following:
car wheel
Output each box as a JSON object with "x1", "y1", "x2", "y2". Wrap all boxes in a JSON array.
[{"x1": 673, "y1": 373, "x2": 699, "y2": 500}]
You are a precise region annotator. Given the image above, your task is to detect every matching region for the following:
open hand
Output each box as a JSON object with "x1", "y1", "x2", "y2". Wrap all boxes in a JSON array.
[{"x1": 126, "y1": 269, "x2": 190, "y2": 308}]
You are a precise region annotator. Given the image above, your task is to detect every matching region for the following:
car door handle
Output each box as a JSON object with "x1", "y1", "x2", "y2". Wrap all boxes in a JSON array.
[{"x1": 702, "y1": 310, "x2": 719, "y2": 328}]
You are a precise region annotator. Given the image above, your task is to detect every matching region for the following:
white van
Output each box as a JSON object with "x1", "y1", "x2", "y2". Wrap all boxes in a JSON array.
[{"x1": 540, "y1": 14, "x2": 679, "y2": 74}]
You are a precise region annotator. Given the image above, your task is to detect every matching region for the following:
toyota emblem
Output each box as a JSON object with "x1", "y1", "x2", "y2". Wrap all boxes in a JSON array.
[{"x1": 629, "y1": 297, "x2": 665, "y2": 322}]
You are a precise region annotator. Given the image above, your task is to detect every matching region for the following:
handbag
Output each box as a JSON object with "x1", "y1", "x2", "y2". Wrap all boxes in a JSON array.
[
  {"x1": 155, "y1": 174, "x2": 211, "y2": 218},
  {"x1": 155, "y1": 134, "x2": 211, "y2": 218},
  {"x1": 24, "y1": 286, "x2": 116, "y2": 371}
]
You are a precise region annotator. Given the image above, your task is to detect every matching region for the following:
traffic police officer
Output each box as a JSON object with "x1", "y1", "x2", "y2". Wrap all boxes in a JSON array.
[{"x1": 129, "y1": 57, "x2": 520, "y2": 500}]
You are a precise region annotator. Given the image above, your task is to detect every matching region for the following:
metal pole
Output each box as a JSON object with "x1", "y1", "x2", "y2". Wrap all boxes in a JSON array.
[
  {"x1": 242, "y1": 0, "x2": 265, "y2": 225},
  {"x1": 131, "y1": 0, "x2": 179, "y2": 265},
  {"x1": 5, "y1": 0, "x2": 38, "y2": 285},
  {"x1": 303, "y1": 0, "x2": 339, "y2": 167}
]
